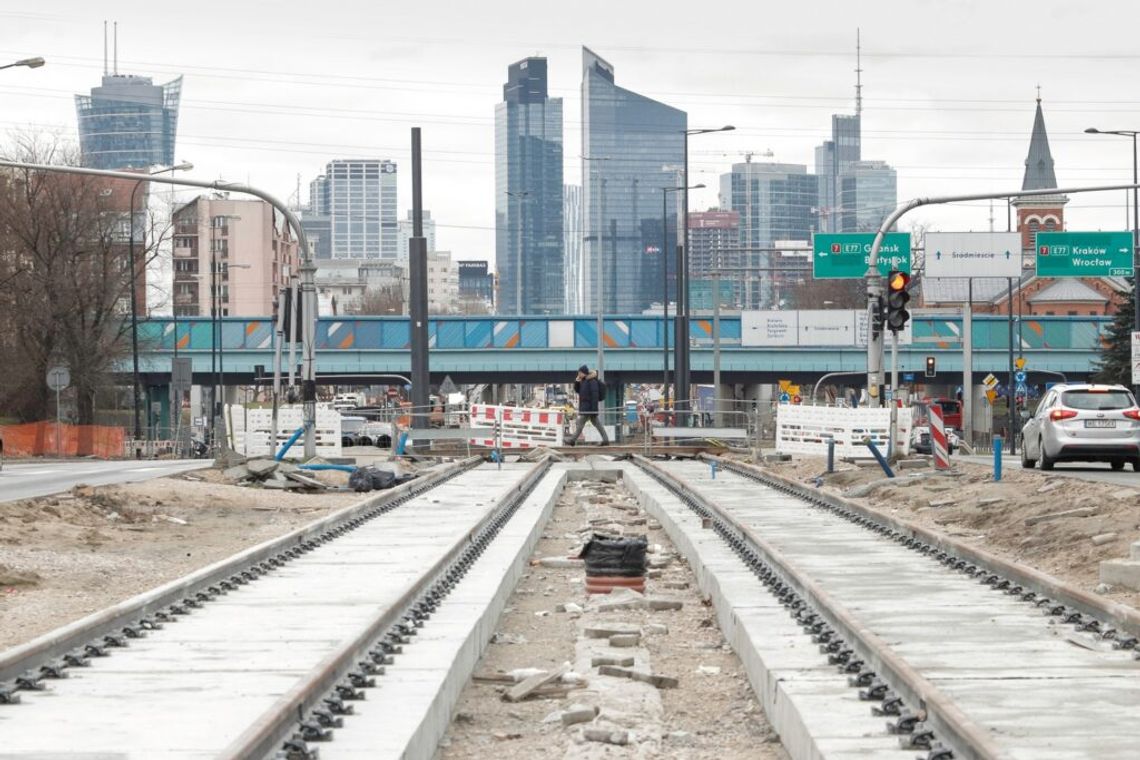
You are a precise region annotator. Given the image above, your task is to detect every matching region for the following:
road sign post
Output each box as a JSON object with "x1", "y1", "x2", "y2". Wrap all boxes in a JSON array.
[
  {"x1": 813, "y1": 233, "x2": 912, "y2": 279},
  {"x1": 46, "y1": 366, "x2": 70, "y2": 458},
  {"x1": 1035, "y1": 231, "x2": 1134, "y2": 278}
]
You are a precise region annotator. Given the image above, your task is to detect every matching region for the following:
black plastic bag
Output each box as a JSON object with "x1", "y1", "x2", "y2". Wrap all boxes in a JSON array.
[
  {"x1": 349, "y1": 466, "x2": 414, "y2": 493},
  {"x1": 577, "y1": 534, "x2": 648, "y2": 577}
]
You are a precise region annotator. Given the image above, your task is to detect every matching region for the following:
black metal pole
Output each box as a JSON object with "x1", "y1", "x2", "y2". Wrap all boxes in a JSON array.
[
  {"x1": 409, "y1": 127, "x2": 430, "y2": 429},
  {"x1": 1007, "y1": 277, "x2": 1016, "y2": 454},
  {"x1": 1133, "y1": 133, "x2": 1139, "y2": 399},
  {"x1": 675, "y1": 132, "x2": 690, "y2": 425},
  {"x1": 661, "y1": 188, "x2": 670, "y2": 411},
  {"x1": 128, "y1": 179, "x2": 144, "y2": 441},
  {"x1": 210, "y1": 240, "x2": 217, "y2": 449}
]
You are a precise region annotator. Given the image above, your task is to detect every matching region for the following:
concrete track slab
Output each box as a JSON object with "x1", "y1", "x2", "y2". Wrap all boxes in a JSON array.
[
  {"x1": 0, "y1": 465, "x2": 534, "y2": 759},
  {"x1": 660, "y1": 460, "x2": 1140, "y2": 759},
  {"x1": 320, "y1": 468, "x2": 566, "y2": 760}
]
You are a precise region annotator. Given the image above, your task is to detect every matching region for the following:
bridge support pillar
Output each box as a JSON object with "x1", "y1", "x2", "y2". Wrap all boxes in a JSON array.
[{"x1": 148, "y1": 384, "x2": 171, "y2": 440}]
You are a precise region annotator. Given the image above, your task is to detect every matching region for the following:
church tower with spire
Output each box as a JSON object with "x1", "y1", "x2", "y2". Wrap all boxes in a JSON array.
[{"x1": 1012, "y1": 94, "x2": 1067, "y2": 255}]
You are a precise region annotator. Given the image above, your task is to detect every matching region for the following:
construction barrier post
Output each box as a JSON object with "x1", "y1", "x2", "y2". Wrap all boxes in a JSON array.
[
  {"x1": 993, "y1": 435, "x2": 1003, "y2": 482},
  {"x1": 930, "y1": 405, "x2": 950, "y2": 470}
]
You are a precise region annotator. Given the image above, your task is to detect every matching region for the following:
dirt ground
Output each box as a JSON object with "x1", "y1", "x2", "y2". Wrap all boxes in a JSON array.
[
  {"x1": 438, "y1": 477, "x2": 788, "y2": 760},
  {"x1": 749, "y1": 453, "x2": 1140, "y2": 609},
  {"x1": 0, "y1": 466, "x2": 364, "y2": 650}
]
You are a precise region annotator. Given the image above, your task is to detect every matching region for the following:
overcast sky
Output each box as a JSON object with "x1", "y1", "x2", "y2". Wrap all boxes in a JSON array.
[{"x1": 3, "y1": 1, "x2": 1140, "y2": 266}]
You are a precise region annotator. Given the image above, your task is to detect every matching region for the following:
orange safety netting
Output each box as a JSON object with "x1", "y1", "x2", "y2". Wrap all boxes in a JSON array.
[{"x1": 0, "y1": 422, "x2": 126, "y2": 459}]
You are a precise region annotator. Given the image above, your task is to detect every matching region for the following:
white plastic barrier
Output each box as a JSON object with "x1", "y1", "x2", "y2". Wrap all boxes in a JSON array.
[
  {"x1": 468, "y1": 405, "x2": 564, "y2": 449},
  {"x1": 776, "y1": 404, "x2": 893, "y2": 458},
  {"x1": 229, "y1": 405, "x2": 343, "y2": 458}
]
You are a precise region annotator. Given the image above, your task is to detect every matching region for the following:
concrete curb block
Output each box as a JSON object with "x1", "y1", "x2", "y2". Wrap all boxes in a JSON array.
[
  {"x1": 618, "y1": 465, "x2": 897, "y2": 759},
  {"x1": 395, "y1": 469, "x2": 568, "y2": 760}
]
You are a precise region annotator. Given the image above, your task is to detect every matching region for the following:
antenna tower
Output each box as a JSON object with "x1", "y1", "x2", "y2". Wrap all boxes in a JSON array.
[{"x1": 855, "y1": 28, "x2": 863, "y2": 117}]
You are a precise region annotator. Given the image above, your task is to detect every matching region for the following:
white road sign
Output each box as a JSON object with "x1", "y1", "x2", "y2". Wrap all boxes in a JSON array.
[
  {"x1": 924, "y1": 232, "x2": 1022, "y2": 278},
  {"x1": 1132, "y1": 331, "x2": 1140, "y2": 386},
  {"x1": 46, "y1": 366, "x2": 70, "y2": 391},
  {"x1": 742, "y1": 311, "x2": 798, "y2": 347},
  {"x1": 983, "y1": 373, "x2": 999, "y2": 389},
  {"x1": 798, "y1": 310, "x2": 856, "y2": 346}
]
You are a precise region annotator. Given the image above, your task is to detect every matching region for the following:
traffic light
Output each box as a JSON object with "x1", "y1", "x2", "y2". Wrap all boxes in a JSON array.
[
  {"x1": 886, "y1": 269, "x2": 911, "y2": 332},
  {"x1": 925, "y1": 356, "x2": 936, "y2": 378},
  {"x1": 870, "y1": 295, "x2": 885, "y2": 341}
]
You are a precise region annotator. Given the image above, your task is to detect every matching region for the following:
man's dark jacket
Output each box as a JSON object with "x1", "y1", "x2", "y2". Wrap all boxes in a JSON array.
[{"x1": 574, "y1": 371, "x2": 605, "y2": 414}]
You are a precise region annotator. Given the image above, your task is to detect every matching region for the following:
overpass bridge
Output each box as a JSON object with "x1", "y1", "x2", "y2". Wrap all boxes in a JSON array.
[{"x1": 133, "y1": 312, "x2": 1106, "y2": 389}]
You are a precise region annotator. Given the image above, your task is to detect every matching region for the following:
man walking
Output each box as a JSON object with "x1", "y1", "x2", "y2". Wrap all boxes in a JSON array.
[{"x1": 566, "y1": 364, "x2": 609, "y2": 446}]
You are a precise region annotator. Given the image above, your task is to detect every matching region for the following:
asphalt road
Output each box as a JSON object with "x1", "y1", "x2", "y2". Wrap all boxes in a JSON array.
[
  {"x1": 958, "y1": 454, "x2": 1140, "y2": 485},
  {"x1": 0, "y1": 459, "x2": 209, "y2": 503}
]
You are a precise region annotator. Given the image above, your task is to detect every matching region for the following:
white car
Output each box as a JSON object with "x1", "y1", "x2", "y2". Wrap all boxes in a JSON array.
[{"x1": 1020, "y1": 383, "x2": 1140, "y2": 471}]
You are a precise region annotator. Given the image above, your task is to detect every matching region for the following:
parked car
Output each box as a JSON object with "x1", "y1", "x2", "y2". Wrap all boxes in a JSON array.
[
  {"x1": 909, "y1": 425, "x2": 955, "y2": 456},
  {"x1": 1020, "y1": 383, "x2": 1140, "y2": 471}
]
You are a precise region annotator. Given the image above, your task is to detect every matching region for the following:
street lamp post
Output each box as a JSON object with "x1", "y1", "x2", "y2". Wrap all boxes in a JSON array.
[
  {"x1": 506, "y1": 190, "x2": 530, "y2": 315},
  {"x1": 1086, "y1": 127, "x2": 1140, "y2": 395},
  {"x1": 210, "y1": 215, "x2": 242, "y2": 454},
  {"x1": 662, "y1": 183, "x2": 704, "y2": 419},
  {"x1": 127, "y1": 161, "x2": 193, "y2": 446},
  {"x1": 0, "y1": 57, "x2": 45, "y2": 71},
  {"x1": 677, "y1": 125, "x2": 733, "y2": 426},
  {"x1": 583, "y1": 156, "x2": 610, "y2": 378}
]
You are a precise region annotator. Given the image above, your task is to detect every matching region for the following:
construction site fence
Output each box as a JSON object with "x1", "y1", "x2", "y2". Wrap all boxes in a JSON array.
[{"x1": 0, "y1": 421, "x2": 126, "y2": 459}]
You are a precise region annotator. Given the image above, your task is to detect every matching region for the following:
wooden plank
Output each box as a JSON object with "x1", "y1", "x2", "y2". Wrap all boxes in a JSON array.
[{"x1": 503, "y1": 663, "x2": 569, "y2": 703}]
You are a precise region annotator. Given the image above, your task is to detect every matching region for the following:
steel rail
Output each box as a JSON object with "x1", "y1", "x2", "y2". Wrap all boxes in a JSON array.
[
  {"x1": 632, "y1": 455, "x2": 1007, "y2": 760},
  {"x1": 0, "y1": 457, "x2": 483, "y2": 687},
  {"x1": 219, "y1": 456, "x2": 553, "y2": 760},
  {"x1": 708, "y1": 455, "x2": 1140, "y2": 640}
]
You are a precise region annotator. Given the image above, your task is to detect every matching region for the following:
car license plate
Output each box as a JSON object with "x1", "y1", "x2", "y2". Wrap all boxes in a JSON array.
[{"x1": 1085, "y1": 420, "x2": 1116, "y2": 428}]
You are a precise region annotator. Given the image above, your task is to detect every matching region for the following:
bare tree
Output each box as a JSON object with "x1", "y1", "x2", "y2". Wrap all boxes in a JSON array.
[
  {"x1": 351, "y1": 285, "x2": 405, "y2": 316},
  {"x1": 0, "y1": 134, "x2": 169, "y2": 424},
  {"x1": 785, "y1": 277, "x2": 867, "y2": 309}
]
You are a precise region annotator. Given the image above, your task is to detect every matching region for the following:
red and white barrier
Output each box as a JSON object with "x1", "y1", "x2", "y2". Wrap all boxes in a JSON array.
[
  {"x1": 468, "y1": 405, "x2": 564, "y2": 449},
  {"x1": 930, "y1": 404, "x2": 950, "y2": 469}
]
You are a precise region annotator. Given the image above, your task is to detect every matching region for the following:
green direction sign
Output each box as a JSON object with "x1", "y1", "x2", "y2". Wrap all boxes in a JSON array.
[
  {"x1": 812, "y1": 233, "x2": 912, "y2": 279},
  {"x1": 1035, "y1": 231, "x2": 1134, "y2": 278}
]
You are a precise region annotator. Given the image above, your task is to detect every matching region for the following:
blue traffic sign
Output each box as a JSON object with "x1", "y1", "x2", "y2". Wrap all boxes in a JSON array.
[
  {"x1": 779, "y1": 392, "x2": 791, "y2": 404},
  {"x1": 1014, "y1": 370, "x2": 1027, "y2": 383},
  {"x1": 902, "y1": 373, "x2": 915, "y2": 382}
]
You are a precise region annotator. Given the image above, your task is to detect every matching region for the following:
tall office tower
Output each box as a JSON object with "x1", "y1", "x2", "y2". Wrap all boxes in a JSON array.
[
  {"x1": 718, "y1": 161, "x2": 818, "y2": 308},
  {"x1": 814, "y1": 114, "x2": 861, "y2": 233},
  {"x1": 397, "y1": 209, "x2": 436, "y2": 261},
  {"x1": 563, "y1": 184, "x2": 583, "y2": 313},
  {"x1": 581, "y1": 47, "x2": 686, "y2": 315},
  {"x1": 75, "y1": 28, "x2": 181, "y2": 170},
  {"x1": 839, "y1": 160, "x2": 898, "y2": 232},
  {"x1": 306, "y1": 159, "x2": 398, "y2": 260},
  {"x1": 688, "y1": 211, "x2": 742, "y2": 308},
  {"x1": 495, "y1": 57, "x2": 564, "y2": 315}
]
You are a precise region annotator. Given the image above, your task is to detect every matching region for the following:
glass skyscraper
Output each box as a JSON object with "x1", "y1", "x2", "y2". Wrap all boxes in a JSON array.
[
  {"x1": 75, "y1": 74, "x2": 182, "y2": 170},
  {"x1": 563, "y1": 184, "x2": 583, "y2": 313},
  {"x1": 839, "y1": 160, "x2": 898, "y2": 232},
  {"x1": 581, "y1": 47, "x2": 686, "y2": 315},
  {"x1": 307, "y1": 160, "x2": 398, "y2": 260},
  {"x1": 718, "y1": 161, "x2": 819, "y2": 308},
  {"x1": 495, "y1": 57, "x2": 564, "y2": 315},
  {"x1": 814, "y1": 114, "x2": 861, "y2": 232}
]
